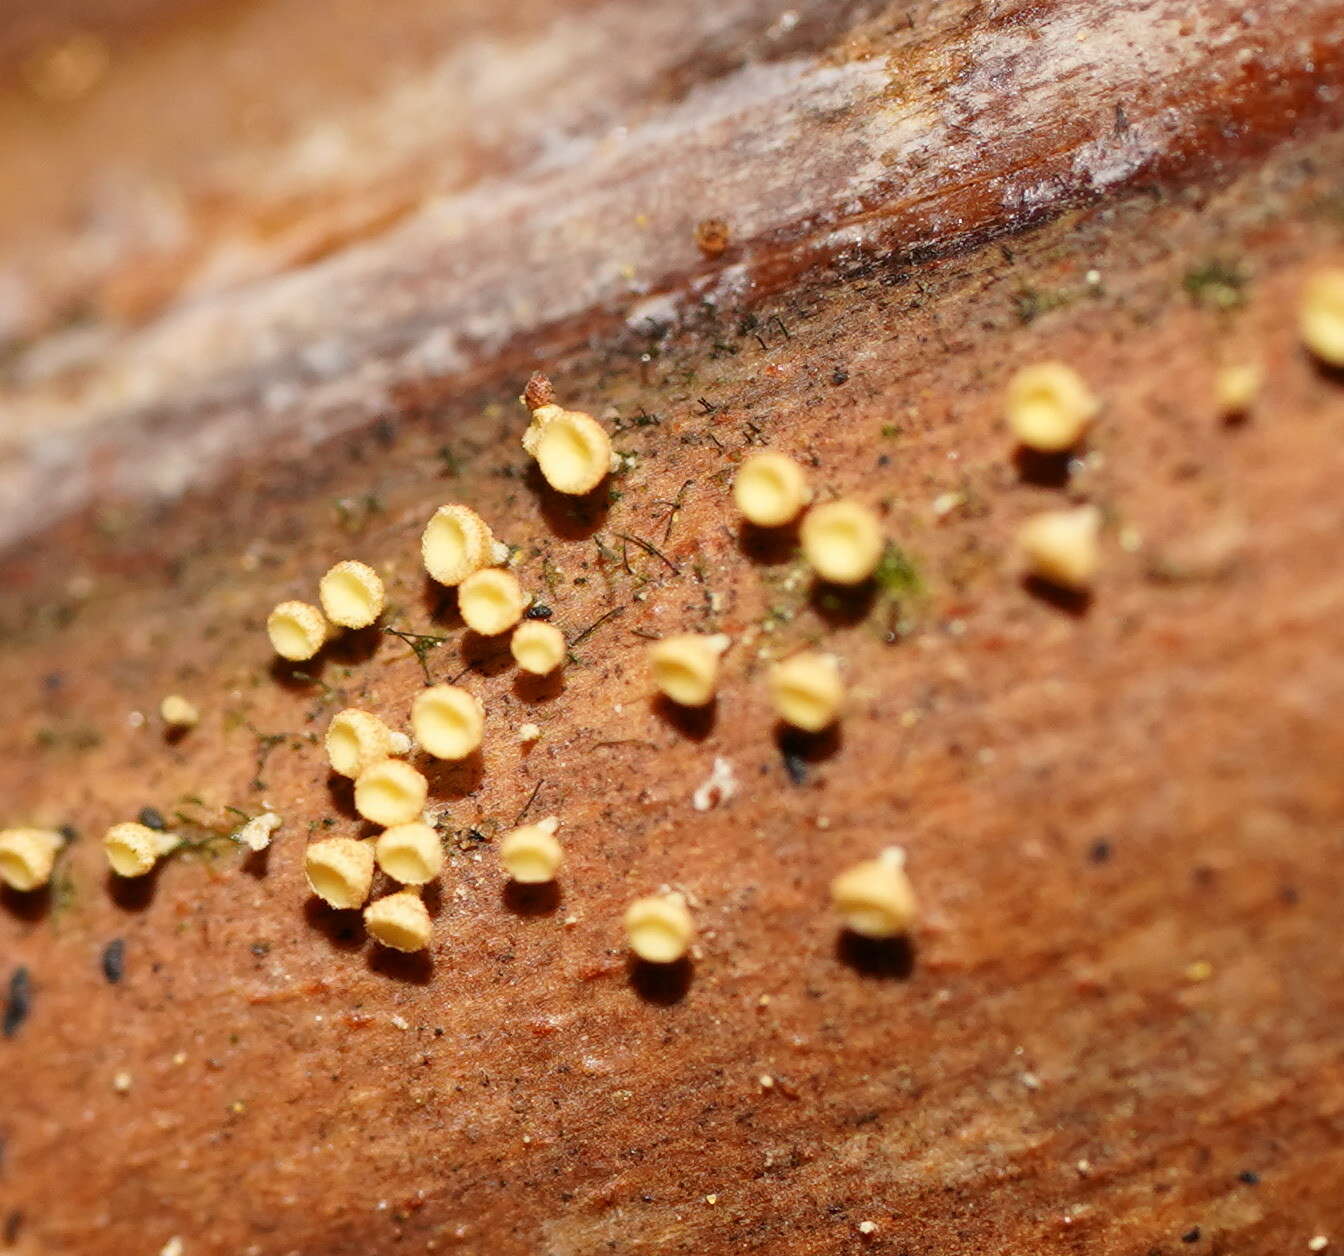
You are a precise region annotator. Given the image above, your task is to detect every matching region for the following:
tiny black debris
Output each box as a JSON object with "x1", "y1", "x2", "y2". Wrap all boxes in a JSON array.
[
  {"x1": 1237, "y1": 1170, "x2": 1260, "y2": 1185},
  {"x1": 1181, "y1": 1227, "x2": 1202, "y2": 1244},
  {"x1": 102, "y1": 939, "x2": 126, "y2": 984},
  {"x1": 1088, "y1": 838, "x2": 1113, "y2": 864},
  {"x1": 782, "y1": 750, "x2": 808, "y2": 786},
  {"x1": 138, "y1": 806, "x2": 167, "y2": 831},
  {"x1": 4, "y1": 967, "x2": 31, "y2": 1038},
  {"x1": 525, "y1": 603, "x2": 554, "y2": 621}
]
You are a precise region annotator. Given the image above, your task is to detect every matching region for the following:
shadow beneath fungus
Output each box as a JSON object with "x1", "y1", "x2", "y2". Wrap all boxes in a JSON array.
[
  {"x1": 368, "y1": 946, "x2": 435, "y2": 985},
  {"x1": 1021, "y1": 574, "x2": 1092, "y2": 617},
  {"x1": 1012, "y1": 444, "x2": 1076, "y2": 489},
  {"x1": 241, "y1": 845, "x2": 271, "y2": 880},
  {"x1": 0, "y1": 885, "x2": 50, "y2": 922},
  {"x1": 421, "y1": 881, "x2": 444, "y2": 917},
  {"x1": 652, "y1": 693, "x2": 717, "y2": 742},
  {"x1": 774, "y1": 722, "x2": 842, "y2": 785},
  {"x1": 836, "y1": 931, "x2": 917, "y2": 980},
  {"x1": 106, "y1": 869, "x2": 158, "y2": 912},
  {"x1": 1308, "y1": 354, "x2": 1344, "y2": 388},
  {"x1": 303, "y1": 897, "x2": 367, "y2": 952},
  {"x1": 513, "y1": 669, "x2": 565, "y2": 705},
  {"x1": 325, "y1": 773, "x2": 362, "y2": 820},
  {"x1": 628, "y1": 955, "x2": 693, "y2": 1005},
  {"x1": 421, "y1": 752, "x2": 484, "y2": 800},
  {"x1": 163, "y1": 725, "x2": 191, "y2": 748},
  {"x1": 526, "y1": 463, "x2": 610, "y2": 541},
  {"x1": 810, "y1": 578, "x2": 876, "y2": 627},
  {"x1": 269, "y1": 655, "x2": 327, "y2": 692},
  {"x1": 327, "y1": 624, "x2": 383, "y2": 666},
  {"x1": 419, "y1": 575, "x2": 463, "y2": 628},
  {"x1": 458, "y1": 631, "x2": 514, "y2": 678},
  {"x1": 503, "y1": 880, "x2": 562, "y2": 917},
  {"x1": 736, "y1": 518, "x2": 800, "y2": 566}
]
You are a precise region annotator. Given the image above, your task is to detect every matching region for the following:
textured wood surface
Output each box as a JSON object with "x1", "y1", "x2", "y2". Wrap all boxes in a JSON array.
[{"x1": 2, "y1": 2, "x2": 1344, "y2": 1253}]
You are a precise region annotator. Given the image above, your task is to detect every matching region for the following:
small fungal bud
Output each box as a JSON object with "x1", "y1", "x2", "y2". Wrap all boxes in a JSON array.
[
  {"x1": 325, "y1": 708, "x2": 396, "y2": 779},
  {"x1": 354, "y1": 759, "x2": 429, "y2": 827},
  {"x1": 499, "y1": 816, "x2": 563, "y2": 883},
  {"x1": 769, "y1": 651, "x2": 844, "y2": 731},
  {"x1": 0, "y1": 828, "x2": 64, "y2": 891},
  {"x1": 625, "y1": 892, "x2": 694, "y2": 963},
  {"x1": 159, "y1": 694, "x2": 199, "y2": 728},
  {"x1": 522, "y1": 371, "x2": 556, "y2": 410},
  {"x1": 104, "y1": 822, "x2": 178, "y2": 878},
  {"x1": 267, "y1": 600, "x2": 328, "y2": 661},
  {"x1": 318, "y1": 559, "x2": 385, "y2": 629},
  {"x1": 1005, "y1": 362, "x2": 1098, "y2": 452},
  {"x1": 304, "y1": 836, "x2": 375, "y2": 909},
  {"x1": 375, "y1": 822, "x2": 444, "y2": 885},
  {"x1": 411, "y1": 684, "x2": 484, "y2": 760},
  {"x1": 649, "y1": 633, "x2": 731, "y2": 706},
  {"x1": 459, "y1": 568, "x2": 527, "y2": 636},
  {"x1": 236, "y1": 812, "x2": 281, "y2": 852},
  {"x1": 733, "y1": 451, "x2": 811, "y2": 526},
  {"x1": 511, "y1": 620, "x2": 566, "y2": 675},
  {"x1": 831, "y1": 848, "x2": 916, "y2": 938},
  {"x1": 1018, "y1": 504, "x2": 1102, "y2": 590},
  {"x1": 421, "y1": 504, "x2": 500, "y2": 587},
  {"x1": 801, "y1": 500, "x2": 884, "y2": 585},
  {"x1": 1215, "y1": 363, "x2": 1262, "y2": 416},
  {"x1": 1301, "y1": 269, "x2": 1344, "y2": 366},
  {"x1": 364, "y1": 889, "x2": 433, "y2": 952}
]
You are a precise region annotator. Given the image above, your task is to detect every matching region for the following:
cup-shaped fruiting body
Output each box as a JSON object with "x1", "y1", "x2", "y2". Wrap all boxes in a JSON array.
[
  {"x1": 1215, "y1": 363, "x2": 1262, "y2": 416},
  {"x1": 534, "y1": 409, "x2": 613, "y2": 496},
  {"x1": 459, "y1": 568, "x2": 527, "y2": 636},
  {"x1": 319, "y1": 560, "x2": 385, "y2": 629},
  {"x1": 325, "y1": 708, "x2": 396, "y2": 779},
  {"x1": 1018, "y1": 504, "x2": 1102, "y2": 590},
  {"x1": 625, "y1": 892, "x2": 694, "y2": 963},
  {"x1": 1301, "y1": 269, "x2": 1344, "y2": 366},
  {"x1": 769, "y1": 651, "x2": 844, "y2": 732},
  {"x1": 411, "y1": 684, "x2": 484, "y2": 760},
  {"x1": 354, "y1": 759, "x2": 429, "y2": 827},
  {"x1": 801, "y1": 500, "x2": 884, "y2": 585},
  {"x1": 159, "y1": 694, "x2": 199, "y2": 728},
  {"x1": 421, "y1": 504, "x2": 501, "y2": 587},
  {"x1": 499, "y1": 816, "x2": 562, "y2": 884},
  {"x1": 104, "y1": 822, "x2": 178, "y2": 878},
  {"x1": 831, "y1": 848, "x2": 916, "y2": 938},
  {"x1": 364, "y1": 888, "x2": 433, "y2": 952},
  {"x1": 1005, "y1": 362, "x2": 1098, "y2": 452},
  {"x1": 375, "y1": 822, "x2": 444, "y2": 885},
  {"x1": 0, "y1": 828, "x2": 64, "y2": 891},
  {"x1": 733, "y1": 451, "x2": 811, "y2": 527},
  {"x1": 267, "y1": 600, "x2": 328, "y2": 661},
  {"x1": 649, "y1": 633, "x2": 731, "y2": 707},
  {"x1": 511, "y1": 620, "x2": 566, "y2": 675},
  {"x1": 305, "y1": 836, "x2": 375, "y2": 909}
]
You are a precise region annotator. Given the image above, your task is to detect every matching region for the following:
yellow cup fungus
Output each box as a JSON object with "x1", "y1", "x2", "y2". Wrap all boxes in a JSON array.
[
  {"x1": 459, "y1": 567, "x2": 527, "y2": 636},
  {"x1": 0, "y1": 828, "x2": 64, "y2": 891},
  {"x1": 1005, "y1": 361, "x2": 1099, "y2": 452},
  {"x1": 733, "y1": 451, "x2": 810, "y2": 526},
  {"x1": 648, "y1": 633, "x2": 731, "y2": 706},
  {"x1": 325, "y1": 708, "x2": 397, "y2": 779},
  {"x1": 364, "y1": 889, "x2": 432, "y2": 952},
  {"x1": 411, "y1": 684, "x2": 484, "y2": 760},
  {"x1": 354, "y1": 759, "x2": 429, "y2": 827},
  {"x1": 800, "y1": 500, "x2": 884, "y2": 585},
  {"x1": 521, "y1": 378, "x2": 616, "y2": 495},
  {"x1": 304, "y1": 836, "x2": 375, "y2": 909},
  {"x1": 831, "y1": 848, "x2": 916, "y2": 938},
  {"x1": 421, "y1": 504, "x2": 505, "y2": 587},
  {"x1": 499, "y1": 816, "x2": 563, "y2": 883},
  {"x1": 159, "y1": 694, "x2": 199, "y2": 728},
  {"x1": 318, "y1": 559, "x2": 385, "y2": 629},
  {"x1": 104, "y1": 822, "x2": 179, "y2": 878},
  {"x1": 267, "y1": 600, "x2": 328, "y2": 661},
  {"x1": 768, "y1": 651, "x2": 844, "y2": 731},
  {"x1": 1018, "y1": 504, "x2": 1102, "y2": 590},
  {"x1": 510, "y1": 620, "x2": 566, "y2": 675},
  {"x1": 1300, "y1": 269, "x2": 1344, "y2": 366},
  {"x1": 625, "y1": 892, "x2": 694, "y2": 963},
  {"x1": 375, "y1": 822, "x2": 443, "y2": 885}
]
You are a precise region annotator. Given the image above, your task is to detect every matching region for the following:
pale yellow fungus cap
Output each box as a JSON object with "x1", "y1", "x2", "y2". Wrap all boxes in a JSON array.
[
  {"x1": 733, "y1": 451, "x2": 811, "y2": 526},
  {"x1": 267, "y1": 600, "x2": 328, "y2": 661},
  {"x1": 375, "y1": 822, "x2": 444, "y2": 885},
  {"x1": 535, "y1": 409, "x2": 613, "y2": 495},
  {"x1": 625, "y1": 892, "x2": 694, "y2": 963},
  {"x1": 1300, "y1": 269, "x2": 1344, "y2": 366},
  {"x1": 411, "y1": 684, "x2": 484, "y2": 760},
  {"x1": 304, "y1": 836, "x2": 375, "y2": 909},
  {"x1": 364, "y1": 889, "x2": 432, "y2": 952},
  {"x1": 104, "y1": 822, "x2": 178, "y2": 878},
  {"x1": 319, "y1": 559, "x2": 385, "y2": 629},
  {"x1": 159, "y1": 694, "x2": 199, "y2": 728},
  {"x1": 1018, "y1": 504, "x2": 1102, "y2": 590},
  {"x1": 459, "y1": 567, "x2": 527, "y2": 636},
  {"x1": 831, "y1": 848, "x2": 916, "y2": 938},
  {"x1": 649, "y1": 633, "x2": 731, "y2": 706},
  {"x1": 0, "y1": 828, "x2": 64, "y2": 891},
  {"x1": 769, "y1": 651, "x2": 844, "y2": 732},
  {"x1": 499, "y1": 816, "x2": 563, "y2": 884},
  {"x1": 325, "y1": 708, "x2": 396, "y2": 779},
  {"x1": 1215, "y1": 363, "x2": 1262, "y2": 415},
  {"x1": 511, "y1": 620, "x2": 566, "y2": 675},
  {"x1": 354, "y1": 759, "x2": 429, "y2": 827},
  {"x1": 800, "y1": 500, "x2": 884, "y2": 584},
  {"x1": 1005, "y1": 361, "x2": 1098, "y2": 452},
  {"x1": 421, "y1": 504, "x2": 500, "y2": 586}
]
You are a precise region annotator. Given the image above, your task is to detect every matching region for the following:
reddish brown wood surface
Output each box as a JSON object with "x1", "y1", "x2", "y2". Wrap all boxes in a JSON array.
[{"x1": 2, "y1": 2, "x2": 1344, "y2": 1253}]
